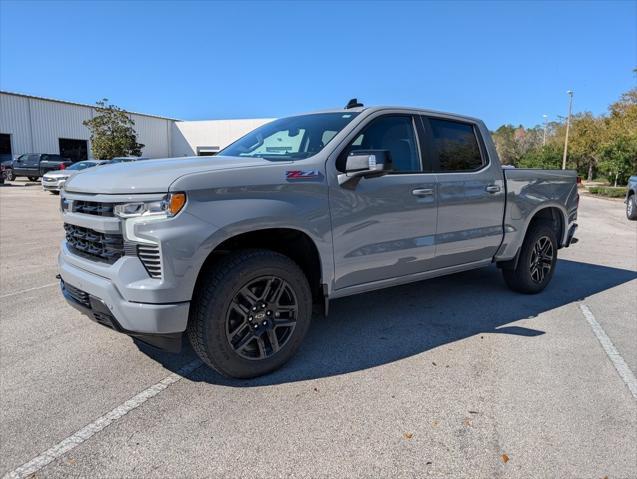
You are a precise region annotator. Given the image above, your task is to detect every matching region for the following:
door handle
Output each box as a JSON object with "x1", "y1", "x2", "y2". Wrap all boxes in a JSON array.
[
  {"x1": 485, "y1": 185, "x2": 501, "y2": 193},
  {"x1": 412, "y1": 188, "x2": 434, "y2": 197}
]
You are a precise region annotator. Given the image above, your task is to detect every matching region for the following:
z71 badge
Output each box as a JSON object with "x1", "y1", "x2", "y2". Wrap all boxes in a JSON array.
[{"x1": 286, "y1": 170, "x2": 323, "y2": 181}]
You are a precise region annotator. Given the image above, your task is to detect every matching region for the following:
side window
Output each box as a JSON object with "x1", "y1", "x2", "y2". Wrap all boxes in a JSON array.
[
  {"x1": 427, "y1": 118, "x2": 484, "y2": 172},
  {"x1": 344, "y1": 115, "x2": 421, "y2": 173}
]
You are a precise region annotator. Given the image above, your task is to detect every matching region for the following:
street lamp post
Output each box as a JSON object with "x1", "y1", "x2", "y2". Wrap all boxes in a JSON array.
[
  {"x1": 542, "y1": 114, "x2": 548, "y2": 146},
  {"x1": 562, "y1": 90, "x2": 574, "y2": 170}
]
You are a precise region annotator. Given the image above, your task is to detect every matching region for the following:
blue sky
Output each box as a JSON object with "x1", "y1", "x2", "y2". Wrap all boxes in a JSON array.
[{"x1": 1, "y1": 1, "x2": 634, "y2": 129}]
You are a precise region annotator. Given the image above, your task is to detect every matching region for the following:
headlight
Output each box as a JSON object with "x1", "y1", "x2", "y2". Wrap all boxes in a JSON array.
[{"x1": 114, "y1": 192, "x2": 186, "y2": 219}]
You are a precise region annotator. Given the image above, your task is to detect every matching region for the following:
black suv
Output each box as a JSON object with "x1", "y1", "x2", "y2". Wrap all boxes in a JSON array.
[{"x1": 9, "y1": 154, "x2": 72, "y2": 181}]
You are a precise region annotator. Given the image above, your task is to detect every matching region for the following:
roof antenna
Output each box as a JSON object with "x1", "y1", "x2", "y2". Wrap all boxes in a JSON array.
[{"x1": 345, "y1": 98, "x2": 363, "y2": 109}]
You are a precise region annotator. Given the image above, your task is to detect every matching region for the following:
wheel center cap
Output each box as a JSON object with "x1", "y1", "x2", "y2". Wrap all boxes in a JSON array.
[{"x1": 254, "y1": 311, "x2": 266, "y2": 321}]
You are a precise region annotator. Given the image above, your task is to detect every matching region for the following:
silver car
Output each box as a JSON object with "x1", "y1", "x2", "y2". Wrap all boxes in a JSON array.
[{"x1": 42, "y1": 160, "x2": 108, "y2": 194}]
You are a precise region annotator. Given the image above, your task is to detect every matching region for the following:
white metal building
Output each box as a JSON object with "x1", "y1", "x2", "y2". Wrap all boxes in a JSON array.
[
  {"x1": 0, "y1": 91, "x2": 272, "y2": 161},
  {"x1": 171, "y1": 119, "x2": 274, "y2": 157}
]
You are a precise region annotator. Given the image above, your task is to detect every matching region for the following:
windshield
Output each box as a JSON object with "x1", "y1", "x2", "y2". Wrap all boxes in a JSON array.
[
  {"x1": 67, "y1": 161, "x2": 96, "y2": 171},
  {"x1": 218, "y1": 112, "x2": 360, "y2": 160}
]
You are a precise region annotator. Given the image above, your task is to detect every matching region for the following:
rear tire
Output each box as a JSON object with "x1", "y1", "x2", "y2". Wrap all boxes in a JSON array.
[
  {"x1": 6, "y1": 170, "x2": 15, "y2": 181},
  {"x1": 188, "y1": 249, "x2": 312, "y2": 379},
  {"x1": 626, "y1": 194, "x2": 637, "y2": 220},
  {"x1": 503, "y1": 222, "x2": 558, "y2": 294}
]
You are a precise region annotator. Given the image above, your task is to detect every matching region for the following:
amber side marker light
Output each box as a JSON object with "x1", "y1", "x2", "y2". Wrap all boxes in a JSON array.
[{"x1": 167, "y1": 192, "x2": 187, "y2": 217}]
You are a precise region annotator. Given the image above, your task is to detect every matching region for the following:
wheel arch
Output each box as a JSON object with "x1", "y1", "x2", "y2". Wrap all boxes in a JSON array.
[
  {"x1": 192, "y1": 227, "x2": 325, "y2": 304},
  {"x1": 497, "y1": 204, "x2": 567, "y2": 270},
  {"x1": 527, "y1": 205, "x2": 566, "y2": 246}
]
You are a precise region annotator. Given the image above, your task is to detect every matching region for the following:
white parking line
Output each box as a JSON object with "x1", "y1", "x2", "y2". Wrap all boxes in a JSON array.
[
  {"x1": 0, "y1": 282, "x2": 58, "y2": 300},
  {"x1": 579, "y1": 303, "x2": 637, "y2": 400},
  {"x1": 2, "y1": 359, "x2": 204, "y2": 479}
]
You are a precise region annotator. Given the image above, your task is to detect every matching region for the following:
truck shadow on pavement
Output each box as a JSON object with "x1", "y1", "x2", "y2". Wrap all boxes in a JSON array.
[{"x1": 135, "y1": 259, "x2": 637, "y2": 386}]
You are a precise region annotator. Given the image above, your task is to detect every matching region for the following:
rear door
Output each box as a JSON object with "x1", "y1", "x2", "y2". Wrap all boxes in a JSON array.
[
  {"x1": 329, "y1": 113, "x2": 438, "y2": 290},
  {"x1": 421, "y1": 116, "x2": 505, "y2": 269}
]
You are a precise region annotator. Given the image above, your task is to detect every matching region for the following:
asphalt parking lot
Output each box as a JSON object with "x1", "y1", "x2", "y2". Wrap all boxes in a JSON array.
[{"x1": 1, "y1": 180, "x2": 636, "y2": 479}]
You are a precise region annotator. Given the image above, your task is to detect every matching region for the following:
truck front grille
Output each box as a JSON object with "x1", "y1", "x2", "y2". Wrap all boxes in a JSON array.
[
  {"x1": 137, "y1": 244, "x2": 162, "y2": 278},
  {"x1": 64, "y1": 223, "x2": 124, "y2": 263},
  {"x1": 73, "y1": 200, "x2": 115, "y2": 217}
]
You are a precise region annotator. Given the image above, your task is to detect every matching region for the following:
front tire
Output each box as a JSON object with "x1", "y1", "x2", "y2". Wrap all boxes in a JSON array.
[
  {"x1": 626, "y1": 194, "x2": 637, "y2": 220},
  {"x1": 28, "y1": 176, "x2": 39, "y2": 182},
  {"x1": 188, "y1": 250, "x2": 312, "y2": 378},
  {"x1": 503, "y1": 222, "x2": 558, "y2": 294},
  {"x1": 6, "y1": 170, "x2": 15, "y2": 181}
]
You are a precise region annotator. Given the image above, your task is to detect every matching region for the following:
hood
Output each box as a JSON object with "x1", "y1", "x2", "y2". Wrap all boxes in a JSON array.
[{"x1": 63, "y1": 156, "x2": 275, "y2": 194}]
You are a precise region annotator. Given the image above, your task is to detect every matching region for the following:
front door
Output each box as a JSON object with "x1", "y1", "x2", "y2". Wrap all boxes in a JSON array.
[{"x1": 328, "y1": 114, "x2": 438, "y2": 290}]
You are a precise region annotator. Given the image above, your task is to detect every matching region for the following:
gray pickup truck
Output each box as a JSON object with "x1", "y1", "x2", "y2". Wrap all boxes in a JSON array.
[{"x1": 58, "y1": 103, "x2": 579, "y2": 378}]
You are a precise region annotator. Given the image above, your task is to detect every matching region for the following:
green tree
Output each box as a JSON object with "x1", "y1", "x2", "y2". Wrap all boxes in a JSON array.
[
  {"x1": 493, "y1": 124, "x2": 548, "y2": 167},
  {"x1": 597, "y1": 137, "x2": 637, "y2": 186},
  {"x1": 83, "y1": 99, "x2": 144, "y2": 160},
  {"x1": 517, "y1": 143, "x2": 562, "y2": 169},
  {"x1": 596, "y1": 87, "x2": 637, "y2": 185},
  {"x1": 567, "y1": 112, "x2": 604, "y2": 180}
]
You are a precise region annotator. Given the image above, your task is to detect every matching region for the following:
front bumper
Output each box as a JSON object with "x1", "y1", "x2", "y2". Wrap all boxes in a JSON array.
[
  {"x1": 60, "y1": 278, "x2": 183, "y2": 351},
  {"x1": 58, "y1": 250, "x2": 189, "y2": 351},
  {"x1": 42, "y1": 179, "x2": 65, "y2": 191}
]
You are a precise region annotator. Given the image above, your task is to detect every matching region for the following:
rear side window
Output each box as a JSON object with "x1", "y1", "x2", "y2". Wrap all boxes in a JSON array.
[{"x1": 427, "y1": 118, "x2": 484, "y2": 172}]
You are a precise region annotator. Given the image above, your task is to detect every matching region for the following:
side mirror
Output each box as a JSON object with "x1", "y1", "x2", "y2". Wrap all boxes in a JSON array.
[{"x1": 338, "y1": 150, "x2": 393, "y2": 186}]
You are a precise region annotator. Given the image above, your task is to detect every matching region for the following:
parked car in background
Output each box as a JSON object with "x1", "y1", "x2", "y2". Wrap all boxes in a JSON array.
[
  {"x1": 40, "y1": 154, "x2": 73, "y2": 175},
  {"x1": 0, "y1": 154, "x2": 13, "y2": 169},
  {"x1": 626, "y1": 175, "x2": 637, "y2": 220},
  {"x1": 108, "y1": 156, "x2": 150, "y2": 163},
  {"x1": 42, "y1": 160, "x2": 108, "y2": 194},
  {"x1": 0, "y1": 154, "x2": 13, "y2": 182},
  {"x1": 9, "y1": 154, "x2": 72, "y2": 181}
]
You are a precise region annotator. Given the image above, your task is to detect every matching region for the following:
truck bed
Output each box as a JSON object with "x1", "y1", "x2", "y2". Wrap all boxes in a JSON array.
[{"x1": 496, "y1": 168, "x2": 579, "y2": 260}]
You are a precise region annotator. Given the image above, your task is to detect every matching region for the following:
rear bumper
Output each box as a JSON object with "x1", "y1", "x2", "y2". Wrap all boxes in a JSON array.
[
  {"x1": 564, "y1": 223, "x2": 578, "y2": 247},
  {"x1": 58, "y1": 252, "x2": 189, "y2": 351}
]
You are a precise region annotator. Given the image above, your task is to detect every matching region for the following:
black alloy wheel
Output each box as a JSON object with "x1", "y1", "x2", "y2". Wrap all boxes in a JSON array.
[
  {"x1": 188, "y1": 249, "x2": 312, "y2": 378},
  {"x1": 225, "y1": 276, "x2": 298, "y2": 360},
  {"x1": 529, "y1": 235, "x2": 554, "y2": 284},
  {"x1": 502, "y1": 221, "x2": 558, "y2": 294}
]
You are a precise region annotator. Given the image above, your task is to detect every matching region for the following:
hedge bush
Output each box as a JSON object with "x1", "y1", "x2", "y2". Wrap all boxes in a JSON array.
[{"x1": 587, "y1": 186, "x2": 627, "y2": 198}]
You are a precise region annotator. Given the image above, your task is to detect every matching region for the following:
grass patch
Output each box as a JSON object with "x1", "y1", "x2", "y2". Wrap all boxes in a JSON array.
[{"x1": 587, "y1": 186, "x2": 627, "y2": 198}]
